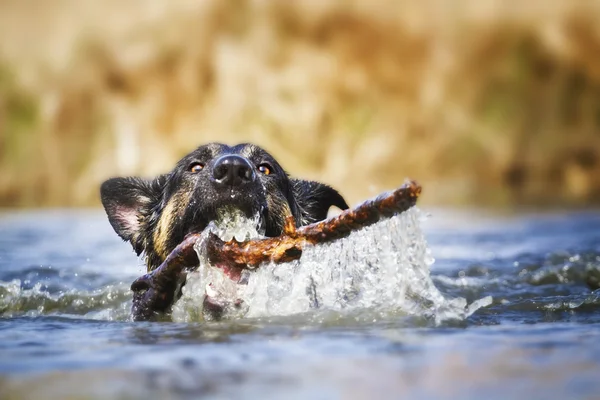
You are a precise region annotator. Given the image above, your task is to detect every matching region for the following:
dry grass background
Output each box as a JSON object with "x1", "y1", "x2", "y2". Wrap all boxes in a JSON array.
[{"x1": 1, "y1": 0, "x2": 600, "y2": 208}]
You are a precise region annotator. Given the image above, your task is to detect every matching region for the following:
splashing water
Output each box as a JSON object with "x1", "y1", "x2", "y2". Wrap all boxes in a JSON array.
[
  {"x1": 172, "y1": 208, "x2": 491, "y2": 324},
  {"x1": 0, "y1": 277, "x2": 132, "y2": 320}
]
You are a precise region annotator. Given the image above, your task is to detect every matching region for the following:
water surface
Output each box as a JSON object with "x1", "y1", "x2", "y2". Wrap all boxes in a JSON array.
[{"x1": 1, "y1": 208, "x2": 599, "y2": 399}]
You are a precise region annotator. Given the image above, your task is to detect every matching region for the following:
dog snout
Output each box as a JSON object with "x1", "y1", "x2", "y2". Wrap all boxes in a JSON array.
[{"x1": 211, "y1": 155, "x2": 255, "y2": 187}]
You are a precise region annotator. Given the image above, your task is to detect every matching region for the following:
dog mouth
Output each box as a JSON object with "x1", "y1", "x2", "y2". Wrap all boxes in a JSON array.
[
  {"x1": 209, "y1": 206, "x2": 266, "y2": 241},
  {"x1": 205, "y1": 207, "x2": 265, "y2": 281},
  {"x1": 183, "y1": 198, "x2": 267, "y2": 238},
  {"x1": 175, "y1": 207, "x2": 266, "y2": 320},
  {"x1": 174, "y1": 205, "x2": 267, "y2": 320}
]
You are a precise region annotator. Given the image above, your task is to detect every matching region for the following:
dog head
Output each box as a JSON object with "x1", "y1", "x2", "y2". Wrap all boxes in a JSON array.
[{"x1": 101, "y1": 143, "x2": 348, "y2": 270}]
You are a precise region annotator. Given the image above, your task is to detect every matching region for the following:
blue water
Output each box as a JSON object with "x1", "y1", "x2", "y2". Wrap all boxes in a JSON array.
[{"x1": 1, "y1": 209, "x2": 600, "y2": 399}]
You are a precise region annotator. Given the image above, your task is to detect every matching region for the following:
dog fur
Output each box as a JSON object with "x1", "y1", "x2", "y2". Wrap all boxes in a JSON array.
[{"x1": 101, "y1": 143, "x2": 349, "y2": 272}]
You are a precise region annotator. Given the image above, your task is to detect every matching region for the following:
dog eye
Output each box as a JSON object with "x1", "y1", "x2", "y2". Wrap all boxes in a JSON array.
[
  {"x1": 189, "y1": 162, "x2": 204, "y2": 173},
  {"x1": 258, "y1": 164, "x2": 272, "y2": 175}
]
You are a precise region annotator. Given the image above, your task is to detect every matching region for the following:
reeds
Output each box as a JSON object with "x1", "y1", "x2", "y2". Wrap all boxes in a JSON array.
[{"x1": 1, "y1": 0, "x2": 599, "y2": 207}]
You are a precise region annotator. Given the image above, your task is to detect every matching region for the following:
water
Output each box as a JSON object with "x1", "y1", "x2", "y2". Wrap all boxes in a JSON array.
[{"x1": 1, "y1": 208, "x2": 600, "y2": 399}]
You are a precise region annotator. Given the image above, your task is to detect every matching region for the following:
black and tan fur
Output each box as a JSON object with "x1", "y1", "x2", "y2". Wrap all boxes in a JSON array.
[{"x1": 101, "y1": 143, "x2": 348, "y2": 272}]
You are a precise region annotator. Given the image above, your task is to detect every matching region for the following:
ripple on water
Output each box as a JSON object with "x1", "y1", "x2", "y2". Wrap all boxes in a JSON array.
[{"x1": 0, "y1": 279, "x2": 132, "y2": 321}]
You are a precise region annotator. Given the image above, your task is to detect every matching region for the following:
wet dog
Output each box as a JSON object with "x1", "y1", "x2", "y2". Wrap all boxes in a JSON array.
[{"x1": 101, "y1": 143, "x2": 348, "y2": 316}]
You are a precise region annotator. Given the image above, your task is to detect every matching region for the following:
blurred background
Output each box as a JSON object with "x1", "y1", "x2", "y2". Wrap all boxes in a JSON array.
[{"x1": 1, "y1": 0, "x2": 599, "y2": 208}]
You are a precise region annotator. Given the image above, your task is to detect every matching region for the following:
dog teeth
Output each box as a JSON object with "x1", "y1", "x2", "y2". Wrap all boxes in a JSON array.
[
  {"x1": 234, "y1": 232, "x2": 247, "y2": 242},
  {"x1": 209, "y1": 209, "x2": 265, "y2": 242},
  {"x1": 221, "y1": 232, "x2": 235, "y2": 242}
]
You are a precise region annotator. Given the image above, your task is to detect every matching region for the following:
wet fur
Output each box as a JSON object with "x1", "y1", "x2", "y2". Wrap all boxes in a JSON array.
[{"x1": 101, "y1": 143, "x2": 348, "y2": 271}]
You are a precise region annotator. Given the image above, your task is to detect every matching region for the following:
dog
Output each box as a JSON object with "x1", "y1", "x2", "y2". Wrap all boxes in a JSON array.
[{"x1": 101, "y1": 143, "x2": 349, "y2": 316}]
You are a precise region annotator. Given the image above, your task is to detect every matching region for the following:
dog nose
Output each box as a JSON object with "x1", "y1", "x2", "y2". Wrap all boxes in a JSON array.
[{"x1": 212, "y1": 155, "x2": 255, "y2": 186}]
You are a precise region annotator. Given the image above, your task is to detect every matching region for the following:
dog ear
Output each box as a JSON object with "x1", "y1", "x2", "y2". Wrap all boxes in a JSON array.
[
  {"x1": 100, "y1": 176, "x2": 166, "y2": 254},
  {"x1": 291, "y1": 179, "x2": 349, "y2": 224}
]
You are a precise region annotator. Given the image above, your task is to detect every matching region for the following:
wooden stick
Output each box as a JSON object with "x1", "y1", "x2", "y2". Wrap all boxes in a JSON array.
[{"x1": 130, "y1": 180, "x2": 421, "y2": 320}]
